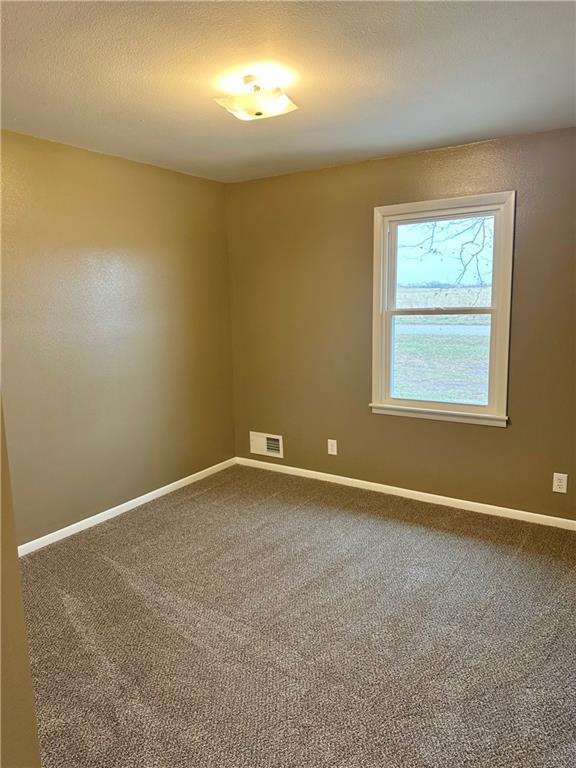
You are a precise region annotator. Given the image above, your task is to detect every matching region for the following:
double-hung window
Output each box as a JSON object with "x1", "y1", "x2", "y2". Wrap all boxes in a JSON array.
[{"x1": 371, "y1": 192, "x2": 515, "y2": 427}]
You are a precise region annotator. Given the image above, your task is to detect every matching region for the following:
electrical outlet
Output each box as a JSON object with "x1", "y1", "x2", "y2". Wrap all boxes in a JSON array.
[
  {"x1": 552, "y1": 473, "x2": 568, "y2": 494},
  {"x1": 327, "y1": 439, "x2": 338, "y2": 456}
]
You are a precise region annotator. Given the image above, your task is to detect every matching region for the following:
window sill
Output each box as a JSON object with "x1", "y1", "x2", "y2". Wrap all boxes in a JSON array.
[{"x1": 370, "y1": 403, "x2": 508, "y2": 427}]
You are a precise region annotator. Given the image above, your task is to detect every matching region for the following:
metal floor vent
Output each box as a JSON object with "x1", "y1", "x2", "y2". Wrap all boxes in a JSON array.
[{"x1": 249, "y1": 431, "x2": 284, "y2": 459}]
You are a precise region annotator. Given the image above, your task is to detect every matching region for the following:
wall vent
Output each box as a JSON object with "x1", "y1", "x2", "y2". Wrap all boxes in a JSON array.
[{"x1": 249, "y1": 431, "x2": 284, "y2": 459}]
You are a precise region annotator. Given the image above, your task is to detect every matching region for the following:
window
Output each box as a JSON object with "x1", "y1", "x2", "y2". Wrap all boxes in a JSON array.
[{"x1": 371, "y1": 192, "x2": 515, "y2": 427}]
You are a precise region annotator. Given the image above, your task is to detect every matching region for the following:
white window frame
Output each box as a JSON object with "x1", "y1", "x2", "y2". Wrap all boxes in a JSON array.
[{"x1": 371, "y1": 191, "x2": 515, "y2": 427}]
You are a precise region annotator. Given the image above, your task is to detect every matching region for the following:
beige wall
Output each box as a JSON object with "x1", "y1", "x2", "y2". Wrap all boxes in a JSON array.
[
  {"x1": 2, "y1": 128, "x2": 575, "y2": 547},
  {"x1": 2, "y1": 131, "x2": 234, "y2": 544},
  {"x1": 226, "y1": 129, "x2": 576, "y2": 520},
  {"x1": 1, "y1": 409, "x2": 41, "y2": 768}
]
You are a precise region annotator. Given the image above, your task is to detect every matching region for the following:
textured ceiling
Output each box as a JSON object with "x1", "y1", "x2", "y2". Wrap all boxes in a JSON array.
[{"x1": 2, "y1": 1, "x2": 574, "y2": 182}]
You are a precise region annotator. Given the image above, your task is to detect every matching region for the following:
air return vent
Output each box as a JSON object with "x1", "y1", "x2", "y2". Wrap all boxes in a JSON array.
[{"x1": 249, "y1": 431, "x2": 284, "y2": 458}]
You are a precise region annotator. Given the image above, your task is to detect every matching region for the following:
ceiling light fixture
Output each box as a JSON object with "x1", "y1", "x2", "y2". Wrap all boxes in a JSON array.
[{"x1": 214, "y1": 73, "x2": 298, "y2": 122}]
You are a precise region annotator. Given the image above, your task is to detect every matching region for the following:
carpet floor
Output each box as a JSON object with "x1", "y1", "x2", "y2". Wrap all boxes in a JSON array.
[{"x1": 21, "y1": 466, "x2": 576, "y2": 768}]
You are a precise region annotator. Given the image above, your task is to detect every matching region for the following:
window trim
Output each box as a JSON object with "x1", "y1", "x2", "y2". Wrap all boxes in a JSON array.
[{"x1": 371, "y1": 191, "x2": 516, "y2": 427}]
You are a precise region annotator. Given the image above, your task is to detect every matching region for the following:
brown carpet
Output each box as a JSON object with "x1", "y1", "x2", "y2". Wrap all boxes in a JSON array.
[{"x1": 21, "y1": 466, "x2": 576, "y2": 768}]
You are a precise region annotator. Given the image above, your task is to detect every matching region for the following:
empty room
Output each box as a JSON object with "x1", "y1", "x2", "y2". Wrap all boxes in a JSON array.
[{"x1": 1, "y1": 2, "x2": 575, "y2": 767}]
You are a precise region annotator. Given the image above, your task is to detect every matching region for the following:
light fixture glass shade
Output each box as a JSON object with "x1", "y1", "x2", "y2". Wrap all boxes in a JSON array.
[{"x1": 214, "y1": 78, "x2": 298, "y2": 121}]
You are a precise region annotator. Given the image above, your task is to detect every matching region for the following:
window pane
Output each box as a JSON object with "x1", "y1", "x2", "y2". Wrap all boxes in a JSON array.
[
  {"x1": 395, "y1": 216, "x2": 494, "y2": 309},
  {"x1": 390, "y1": 314, "x2": 491, "y2": 405}
]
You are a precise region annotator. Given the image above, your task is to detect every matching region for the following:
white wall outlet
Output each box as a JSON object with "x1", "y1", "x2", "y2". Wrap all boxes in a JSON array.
[
  {"x1": 552, "y1": 473, "x2": 568, "y2": 494},
  {"x1": 327, "y1": 439, "x2": 338, "y2": 456}
]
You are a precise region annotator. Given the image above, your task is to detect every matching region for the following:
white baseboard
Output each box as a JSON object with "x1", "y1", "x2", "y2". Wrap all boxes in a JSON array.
[
  {"x1": 18, "y1": 454, "x2": 575, "y2": 556},
  {"x1": 17, "y1": 458, "x2": 236, "y2": 556},
  {"x1": 236, "y1": 457, "x2": 576, "y2": 532}
]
